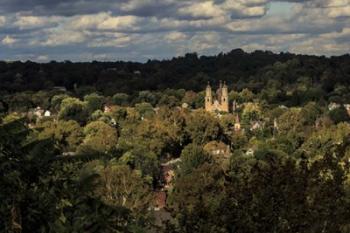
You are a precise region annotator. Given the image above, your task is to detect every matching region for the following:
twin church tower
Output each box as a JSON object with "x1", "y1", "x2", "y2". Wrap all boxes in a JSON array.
[{"x1": 205, "y1": 81, "x2": 230, "y2": 112}]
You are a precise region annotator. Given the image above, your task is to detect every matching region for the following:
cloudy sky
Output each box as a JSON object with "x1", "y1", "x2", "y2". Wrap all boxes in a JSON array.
[{"x1": 0, "y1": 0, "x2": 349, "y2": 62}]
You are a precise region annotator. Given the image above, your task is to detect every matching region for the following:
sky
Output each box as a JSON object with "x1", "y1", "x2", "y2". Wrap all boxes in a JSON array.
[{"x1": 0, "y1": 0, "x2": 349, "y2": 62}]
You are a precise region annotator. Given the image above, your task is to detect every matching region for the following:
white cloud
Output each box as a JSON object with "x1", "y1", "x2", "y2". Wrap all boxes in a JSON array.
[
  {"x1": 328, "y1": 0, "x2": 349, "y2": 7},
  {"x1": 221, "y1": 0, "x2": 268, "y2": 17},
  {"x1": 241, "y1": 6, "x2": 266, "y2": 16},
  {"x1": 36, "y1": 55, "x2": 49, "y2": 61},
  {"x1": 314, "y1": 0, "x2": 349, "y2": 7},
  {"x1": 2, "y1": 35, "x2": 17, "y2": 45},
  {"x1": 304, "y1": 0, "x2": 350, "y2": 17},
  {"x1": 98, "y1": 15, "x2": 139, "y2": 30},
  {"x1": 68, "y1": 12, "x2": 139, "y2": 31},
  {"x1": 0, "y1": 0, "x2": 349, "y2": 60},
  {"x1": 327, "y1": 5, "x2": 350, "y2": 17},
  {"x1": 290, "y1": 36, "x2": 349, "y2": 55},
  {"x1": 42, "y1": 30, "x2": 86, "y2": 46},
  {"x1": 14, "y1": 15, "x2": 61, "y2": 29},
  {"x1": 88, "y1": 33, "x2": 133, "y2": 47},
  {"x1": 0, "y1": 16, "x2": 6, "y2": 27},
  {"x1": 321, "y1": 27, "x2": 350, "y2": 39},
  {"x1": 178, "y1": 1, "x2": 225, "y2": 18},
  {"x1": 164, "y1": 31, "x2": 188, "y2": 41},
  {"x1": 178, "y1": 31, "x2": 221, "y2": 54}
]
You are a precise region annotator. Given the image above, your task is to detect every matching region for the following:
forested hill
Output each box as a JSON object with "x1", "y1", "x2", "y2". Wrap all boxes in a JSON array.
[{"x1": 1, "y1": 49, "x2": 350, "y2": 97}]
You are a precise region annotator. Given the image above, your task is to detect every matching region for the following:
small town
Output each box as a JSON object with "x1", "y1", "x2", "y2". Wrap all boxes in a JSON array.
[{"x1": 1, "y1": 0, "x2": 350, "y2": 232}]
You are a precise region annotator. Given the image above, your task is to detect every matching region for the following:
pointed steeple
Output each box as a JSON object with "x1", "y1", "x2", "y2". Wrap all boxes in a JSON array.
[
  {"x1": 206, "y1": 82, "x2": 212, "y2": 96},
  {"x1": 232, "y1": 100, "x2": 237, "y2": 112},
  {"x1": 205, "y1": 82, "x2": 213, "y2": 111},
  {"x1": 234, "y1": 114, "x2": 241, "y2": 131}
]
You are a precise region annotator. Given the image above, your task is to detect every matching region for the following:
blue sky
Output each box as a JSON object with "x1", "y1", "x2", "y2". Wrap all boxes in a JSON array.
[
  {"x1": 268, "y1": 2, "x2": 294, "y2": 16},
  {"x1": 0, "y1": 0, "x2": 349, "y2": 62}
]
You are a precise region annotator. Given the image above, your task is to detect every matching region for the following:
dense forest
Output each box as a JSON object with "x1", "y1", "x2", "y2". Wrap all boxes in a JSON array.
[
  {"x1": 0, "y1": 49, "x2": 349, "y2": 99},
  {"x1": 1, "y1": 49, "x2": 350, "y2": 233}
]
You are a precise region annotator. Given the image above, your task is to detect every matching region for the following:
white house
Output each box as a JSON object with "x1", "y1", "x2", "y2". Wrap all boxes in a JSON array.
[
  {"x1": 44, "y1": 110, "x2": 51, "y2": 117},
  {"x1": 328, "y1": 102, "x2": 341, "y2": 111}
]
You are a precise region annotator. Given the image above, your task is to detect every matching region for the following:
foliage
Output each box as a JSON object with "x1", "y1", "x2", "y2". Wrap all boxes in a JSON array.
[
  {"x1": 2, "y1": 50, "x2": 350, "y2": 232},
  {"x1": 0, "y1": 120, "x2": 146, "y2": 233},
  {"x1": 36, "y1": 120, "x2": 84, "y2": 152},
  {"x1": 329, "y1": 106, "x2": 350, "y2": 124},
  {"x1": 178, "y1": 144, "x2": 212, "y2": 175},
  {"x1": 84, "y1": 93, "x2": 104, "y2": 114},
  {"x1": 58, "y1": 97, "x2": 89, "y2": 124},
  {"x1": 112, "y1": 93, "x2": 130, "y2": 106},
  {"x1": 78, "y1": 121, "x2": 118, "y2": 154},
  {"x1": 185, "y1": 110, "x2": 222, "y2": 145}
]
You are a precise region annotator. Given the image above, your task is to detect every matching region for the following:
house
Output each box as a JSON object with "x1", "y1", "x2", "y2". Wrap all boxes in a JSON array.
[
  {"x1": 34, "y1": 107, "x2": 44, "y2": 119},
  {"x1": 153, "y1": 107, "x2": 160, "y2": 114},
  {"x1": 104, "y1": 104, "x2": 116, "y2": 113},
  {"x1": 110, "y1": 118, "x2": 117, "y2": 126},
  {"x1": 161, "y1": 166, "x2": 175, "y2": 189},
  {"x1": 344, "y1": 104, "x2": 350, "y2": 116},
  {"x1": 44, "y1": 110, "x2": 51, "y2": 117},
  {"x1": 161, "y1": 158, "x2": 181, "y2": 189},
  {"x1": 279, "y1": 105, "x2": 288, "y2": 109},
  {"x1": 204, "y1": 141, "x2": 231, "y2": 158},
  {"x1": 154, "y1": 191, "x2": 167, "y2": 211},
  {"x1": 328, "y1": 102, "x2": 341, "y2": 111},
  {"x1": 246, "y1": 148, "x2": 255, "y2": 156},
  {"x1": 62, "y1": 152, "x2": 76, "y2": 156},
  {"x1": 182, "y1": 102, "x2": 189, "y2": 109},
  {"x1": 104, "y1": 105, "x2": 112, "y2": 113},
  {"x1": 250, "y1": 121, "x2": 263, "y2": 131}
]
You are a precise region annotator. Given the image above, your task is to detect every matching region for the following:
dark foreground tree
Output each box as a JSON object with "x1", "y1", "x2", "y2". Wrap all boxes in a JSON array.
[{"x1": 0, "y1": 119, "x2": 142, "y2": 233}]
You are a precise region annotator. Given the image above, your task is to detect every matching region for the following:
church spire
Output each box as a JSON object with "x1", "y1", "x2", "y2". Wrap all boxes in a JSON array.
[{"x1": 204, "y1": 81, "x2": 230, "y2": 113}]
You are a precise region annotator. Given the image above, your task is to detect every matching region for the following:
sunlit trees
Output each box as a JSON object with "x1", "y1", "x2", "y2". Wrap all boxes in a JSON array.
[
  {"x1": 168, "y1": 163, "x2": 226, "y2": 233},
  {"x1": 329, "y1": 106, "x2": 350, "y2": 124},
  {"x1": 84, "y1": 93, "x2": 104, "y2": 114},
  {"x1": 242, "y1": 102, "x2": 262, "y2": 123},
  {"x1": 134, "y1": 102, "x2": 154, "y2": 119},
  {"x1": 51, "y1": 94, "x2": 70, "y2": 112},
  {"x1": 178, "y1": 143, "x2": 211, "y2": 175},
  {"x1": 82, "y1": 161, "x2": 153, "y2": 220},
  {"x1": 0, "y1": 120, "x2": 137, "y2": 233},
  {"x1": 137, "y1": 91, "x2": 157, "y2": 106},
  {"x1": 36, "y1": 120, "x2": 84, "y2": 152},
  {"x1": 58, "y1": 97, "x2": 89, "y2": 124},
  {"x1": 112, "y1": 93, "x2": 129, "y2": 106},
  {"x1": 185, "y1": 110, "x2": 222, "y2": 145},
  {"x1": 240, "y1": 88, "x2": 255, "y2": 102},
  {"x1": 2, "y1": 50, "x2": 350, "y2": 232},
  {"x1": 78, "y1": 120, "x2": 118, "y2": 155}
]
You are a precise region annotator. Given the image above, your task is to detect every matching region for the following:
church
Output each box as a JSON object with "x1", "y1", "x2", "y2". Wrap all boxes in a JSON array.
[{"x1": 205, "y1": 81, "x2": 229, "y2": 112}]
